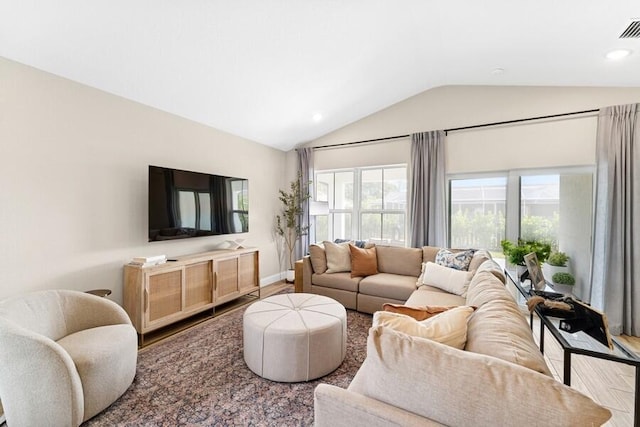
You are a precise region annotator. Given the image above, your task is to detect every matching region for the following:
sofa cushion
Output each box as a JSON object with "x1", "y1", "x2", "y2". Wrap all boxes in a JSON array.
[
  {"x1": 373, "y1": 307, "x2": 474, "y2": 349},
  {"x1": 312, "y1": 272, "x2": 360, "y2": 293},
  {"x1": 420, "y1": 262, "x2": 474, "y2": 296},
  {"x1": 382, "y1": 303, "x2": 455, "y2": 321},
  {"x1": 474, "y1": 259, "x2": 506, "y2": 284},
  {"x1": 324, "y1": 241, "x2": 351, "y2": 273},
  {"x1": 466, "y1": 270, "x2": 513, "y2": 307},
  {"x1": 435, "y1": 248, "x2": 475, "y2": 271},
  {"x1": 376, "y1": 246, "x2": 423, "y2": 277},
  {"x1": 309, "y1": 244, "x2": 327, "y2": 274},
  {"x1": 349, "y1": 245, "x2": 378, "y2": 278},
  {"x1": 421, "y1": 246, "x2": 441, "y2": 264},
  {"x1": 359, "y1": 273, "x2": 416, "y2": 301},
  {"x1": 406, "y1": 287, "x2": 466, "y2": 307},
  {"x1": 348, "y1": 326, "x2": 611, "y2": 427},
  {"x1": 468, "y1": 249, "x2": 492, "y2": 273},
  {"x1": 465, "y1": 270, "x2": 551, "y2": 375}
]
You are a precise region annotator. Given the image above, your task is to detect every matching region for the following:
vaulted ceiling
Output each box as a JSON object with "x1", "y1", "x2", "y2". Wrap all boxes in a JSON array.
[{"x1": 1, "y1": 1, "x2": 639, "y2": 151}]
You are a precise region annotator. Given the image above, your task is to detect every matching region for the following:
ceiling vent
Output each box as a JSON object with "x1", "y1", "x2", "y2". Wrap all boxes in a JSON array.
[{"x1": 619, "y1": 20, "x2": 640, "y2": 38}]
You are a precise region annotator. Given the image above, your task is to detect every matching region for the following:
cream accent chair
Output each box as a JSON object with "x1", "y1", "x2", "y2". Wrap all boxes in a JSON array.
[{"x1": 0, "y1": 290, "x2": 138, "y2": 427}]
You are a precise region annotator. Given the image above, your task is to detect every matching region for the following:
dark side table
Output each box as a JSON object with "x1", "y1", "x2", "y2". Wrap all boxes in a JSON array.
[{"x1": 506, "y1": 268, "x2": 640, "y2": 426}]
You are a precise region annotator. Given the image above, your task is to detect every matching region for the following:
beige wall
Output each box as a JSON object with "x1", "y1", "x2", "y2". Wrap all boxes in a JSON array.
[
  {"x1": 0, "y1": 57, "x2": 287, "y2": 306},
  {"x1": 307, "y1": 85, "x2": 640, "y2": 173}
]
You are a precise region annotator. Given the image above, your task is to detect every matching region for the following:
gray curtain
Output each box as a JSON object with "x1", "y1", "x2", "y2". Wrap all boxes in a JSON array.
[
  {"x1": 409, "y1": 130, "x2": 447, "y2": 248},
  {"x1": 296, "y1": 147, "x2": 313, "y2": 260},
  {"x1": 589, "y1": 103, "x2": 640, "y2": 336}
]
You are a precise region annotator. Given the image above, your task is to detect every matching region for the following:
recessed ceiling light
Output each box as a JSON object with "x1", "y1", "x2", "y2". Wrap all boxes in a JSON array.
[
  {"x1": 312, "y1": 113, "x2": 323, "y2": 122},
  {"x1": 605, "y1": 49, "x2": 632, "y2": 60}
]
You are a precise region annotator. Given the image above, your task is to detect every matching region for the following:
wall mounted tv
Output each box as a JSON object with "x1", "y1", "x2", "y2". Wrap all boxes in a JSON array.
[{"x1": 148, "y1": 165, "x2": 249, "y2": 242}]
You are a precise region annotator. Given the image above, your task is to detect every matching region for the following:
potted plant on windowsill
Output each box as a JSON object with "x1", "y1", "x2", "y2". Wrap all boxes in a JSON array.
[
  {"x1": 501, "y1": 239, "x2": 551, "y2": 280},
  {"x1": 551, "y1": 271, "x2": 575, "y2": 295},
  {"x1": 543, "y1": 251, "x2": 570, "y2": 281},
  {"x1": 275, "y1": 175, "x2": 310, "y2": 283}
]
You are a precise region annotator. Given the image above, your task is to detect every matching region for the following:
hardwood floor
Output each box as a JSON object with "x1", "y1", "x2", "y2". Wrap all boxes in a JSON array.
[{"x1": 530, "y1": 316, "x2": 639, "y2": 427}]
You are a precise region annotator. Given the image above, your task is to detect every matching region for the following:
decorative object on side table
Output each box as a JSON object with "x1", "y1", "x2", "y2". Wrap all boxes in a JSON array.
[
  {"x1": 275, "y1": 174, "x2": 310, "y2": 283},
  {"x1": 502, "y1": 239, "x2": 551, "y2": 282},
  {"x1": 544, "y1": 251, "x2": 570, "y2": 281},
  {"x1": 551, "y1": 271, "x2": 575, "y2": 295}
]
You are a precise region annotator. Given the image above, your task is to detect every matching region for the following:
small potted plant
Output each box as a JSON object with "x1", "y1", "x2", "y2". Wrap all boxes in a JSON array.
[
  {"x1": 551, "y1": 272, "x2": 575, "y2": 295},
  {"x1": 543, "y1": 251, "x2": 570, "y2": 281},
  {"x1": 501, "y1": 239, "x2": 551, "y2": 278}
]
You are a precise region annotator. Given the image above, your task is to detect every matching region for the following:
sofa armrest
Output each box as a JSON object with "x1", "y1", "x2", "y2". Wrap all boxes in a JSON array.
[
  {"x1": 314, "y1": 384, "x2": 442, "y2": 427},
  {"x1": 301, "y1": 256, "x2": 313, "y2": 293}
]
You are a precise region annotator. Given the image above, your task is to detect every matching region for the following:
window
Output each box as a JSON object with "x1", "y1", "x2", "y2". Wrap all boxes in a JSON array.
[
  {"x1": 449, "y1": 177, "x2": 507, "y2": 251},
  {"x1": 520, "y1": 175, "x2": 559, "y2": 248},
  {"x1": 448, "y1": 168, "x2": 593, "y2": 262},
  {"x1": 315, "y1": 165, "x2": 407, "y2": 244}
]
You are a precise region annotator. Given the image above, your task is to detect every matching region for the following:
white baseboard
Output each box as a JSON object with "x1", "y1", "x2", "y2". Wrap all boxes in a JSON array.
[{"x1": 260, "y1": 273, "x2": 285, "y2": 287}]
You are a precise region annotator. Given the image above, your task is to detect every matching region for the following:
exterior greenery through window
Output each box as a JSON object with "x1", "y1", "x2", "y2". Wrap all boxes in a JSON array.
[
  {"x1": 314, "y1": 166, "x2": 407, "y2": 244},
  {"x1": 449, "y1": 169, "x2": 593, "y2": 263}
]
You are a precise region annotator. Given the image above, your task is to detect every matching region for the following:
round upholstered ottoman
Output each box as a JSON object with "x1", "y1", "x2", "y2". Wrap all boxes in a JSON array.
[{"x1": 243, "y1": 293, "x2": 347, "y2": 382}]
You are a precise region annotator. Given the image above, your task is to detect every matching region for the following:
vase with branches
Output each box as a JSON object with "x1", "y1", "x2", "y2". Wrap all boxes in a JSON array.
[{"x1": 275, "y1": 175, "x2": 311, "y2": 279}]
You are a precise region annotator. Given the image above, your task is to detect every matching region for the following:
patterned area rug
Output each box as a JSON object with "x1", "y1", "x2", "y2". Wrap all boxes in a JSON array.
[{"x1": 85, "y1": 293, "x2": 372, "y2": 426}]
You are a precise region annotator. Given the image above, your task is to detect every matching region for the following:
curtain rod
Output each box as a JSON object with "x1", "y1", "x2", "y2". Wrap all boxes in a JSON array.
[{"x1": 312, "y1": 108, "x2": 599, "y2": 150}]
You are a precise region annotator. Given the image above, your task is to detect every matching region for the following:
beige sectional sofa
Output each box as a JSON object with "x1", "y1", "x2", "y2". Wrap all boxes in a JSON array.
[
  {"x1": 300, "y1": 243, "x2": 489, "y2": 314},
  {"x1": 302, "y1": 243, "x2": 611, "y2": 426}
]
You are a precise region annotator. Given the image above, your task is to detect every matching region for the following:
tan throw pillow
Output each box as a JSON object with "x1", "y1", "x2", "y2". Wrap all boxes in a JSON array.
[
  {"x1": 348, "y1": 327, "x2": 611, "y2": 427},
  {"x1": 382, "y1": 303, "x2": 455, "y2": 321},
  {"x1": 308, "y1": 243, "x2": 327, "y2": 274},
  {"x1": 421, "y1": 262, "x2": 474, "y2": 296},
  {"x1": 349, "y1": 244, "x2": 378, "y2": 278},
  {"x1": 323, "y1": 241, "x2": 351, "y2": 273},
  {"x1": 372, "y1": 306, "x2": 474, "y2": 349}
]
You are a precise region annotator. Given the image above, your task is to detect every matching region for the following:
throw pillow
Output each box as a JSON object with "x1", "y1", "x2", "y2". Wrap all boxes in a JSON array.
[
  {"x1": 421, "y1": 262, "x2": 474, "y2": 296},
  {"x1": 349, "y1": 244, "x2": 378, "y2": 278},
  {"x1": 372, "y1": 306, "x2": 475, "y2": 349},
  {"x1": 308, "y1": 243, "x2": 327, "y2": 274},
  {"x1": 435, "y1": 248, "x2": 476, "y2": 271},
  {"x1": 382, "y1": 303, "x2": 455, "y2": 321},
  {"x1": 323, "y1": 241, "x2": 351, "y2": 273}
]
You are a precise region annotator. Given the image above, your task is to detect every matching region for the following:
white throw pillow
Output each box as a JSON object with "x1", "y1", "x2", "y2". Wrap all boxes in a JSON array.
[
  {"x1": 323, "y1": 241, "x2": 351, "y2": 273},
  {"x1": 372, "y1": 307, "x2": 474, "y2": 349},
  {"x1": 421, "y1": 262, "x2": 474, "y2": 296}
]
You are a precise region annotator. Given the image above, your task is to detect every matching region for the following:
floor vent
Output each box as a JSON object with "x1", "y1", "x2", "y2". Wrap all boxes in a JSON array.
[{"x1": 619, "y1": 20, "x2": 640, "y2": 38}]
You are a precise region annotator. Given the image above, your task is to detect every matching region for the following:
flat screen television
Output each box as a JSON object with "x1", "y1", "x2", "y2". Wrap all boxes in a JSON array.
[{"x1": 148, "y1": 165, "x2": 249, "y2": 242}]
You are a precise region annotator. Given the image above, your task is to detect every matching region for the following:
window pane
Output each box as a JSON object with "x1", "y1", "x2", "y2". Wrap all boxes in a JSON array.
[
  {"x1": 315, "y1": 215, "x2": 328, "y2": 242},
  {"x1": 332, "y1": 213, "x2": 352, "y2": 239},
  {"x1": 361, "y1": 213, "x2": 381, "y2": 240},
  {"x1": 361, "y1": 169, "x2": 382, "y2": 209},
  {"x1": 450, "y1": 177, "x2": 506, "y2": 251},
  {"x1": 316, "y1": 173, "x2": 332, "y2": 203},
  {"x1": 383, "y1": 168, "x2": 407, "y2": 210},
  {"x1": 334, "y1": 172, "x2": 353, "y2": 209},
  {"x1": 383, "y1": 213, "x2": 405, "y2": 243},
  {"x1": 520, "y1": 175, "x2": 559, "y2": 249}
]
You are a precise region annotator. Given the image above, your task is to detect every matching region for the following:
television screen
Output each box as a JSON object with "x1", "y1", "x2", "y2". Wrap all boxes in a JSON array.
[{"x1": 148, "y1": 165, "x2": 248, "y2": 242}]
